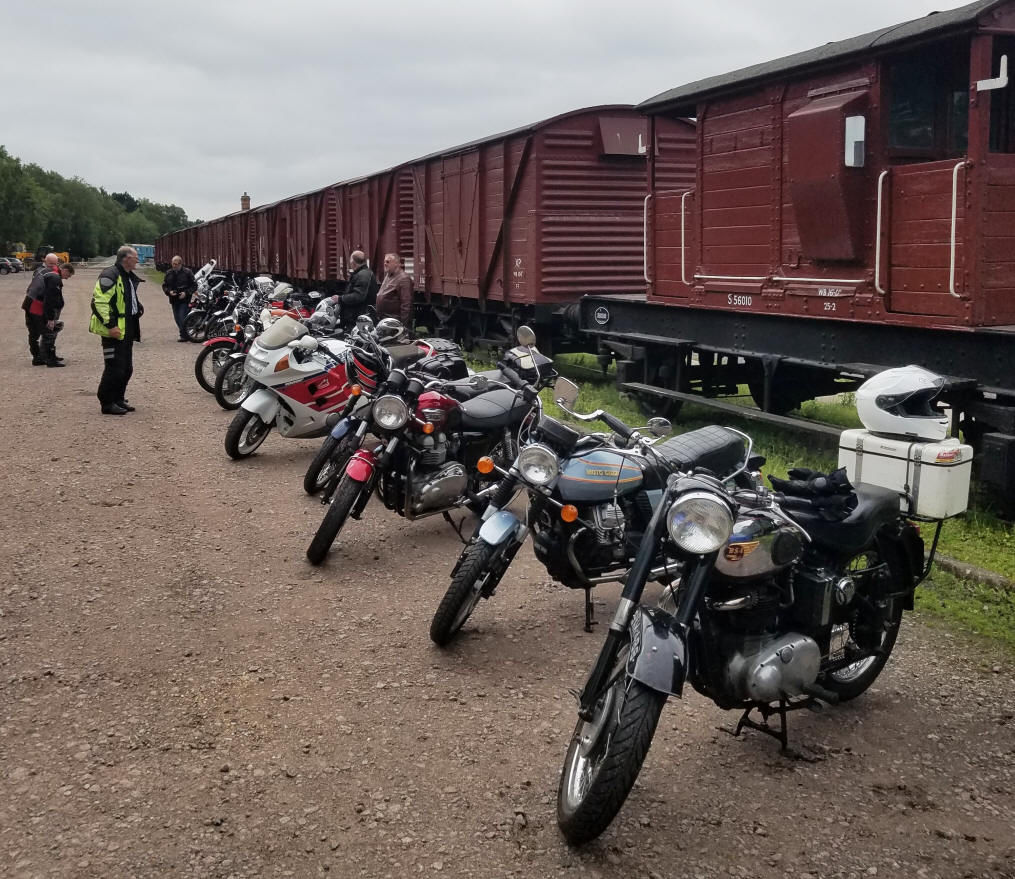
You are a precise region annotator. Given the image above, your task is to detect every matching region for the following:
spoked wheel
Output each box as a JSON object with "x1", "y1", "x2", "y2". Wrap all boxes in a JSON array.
[
  {"x1": 224, "y1": 409, "x2": 272, "y2": 459},
  {"x1": 429, "y1": 539, "x2": 512, "y2": 646},
  {"x1": 304, "y1": 433, "x2": 360, "y2": 495},
  {"x1": 306, "y1": 475, "x2": 363, "y2": 565},
  {"x1": 557, "y1": 645, "x2": 666, "y2": 846},
  {"x1": 183, "y1": 310, "x2": 207, "y2": 343},
  {"x1": 194, "y1": 341, "x2": 235, "y2": 393},
  {"x1": 214, "y1": 357, "x2": 252, "y2": 410},
  {"x1": 819, "y1": 544, "x2": 904, "y2": 701}
]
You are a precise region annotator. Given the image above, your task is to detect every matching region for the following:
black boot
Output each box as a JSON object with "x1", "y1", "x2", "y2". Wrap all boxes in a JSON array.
[{"x1": 29, "y1": 340, "x2": 44, "y2": 365}]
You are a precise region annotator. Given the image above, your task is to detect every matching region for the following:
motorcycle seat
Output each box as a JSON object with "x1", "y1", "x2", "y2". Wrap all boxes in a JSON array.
[
  {"x1": 786, "y1": 483, "x2": 901, "y2": 556},
  {"x1": 459, "y1": 388, "x2": 531, "y2": 430},
  {"x1": 441, "y1": 370, "x2": 504, "y2": 401},
  {"x1": 651, "y1": 426, "x2": 746, "y2": 477}
]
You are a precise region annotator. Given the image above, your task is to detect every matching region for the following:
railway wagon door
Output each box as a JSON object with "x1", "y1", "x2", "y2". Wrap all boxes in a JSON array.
[
  {"x1": 441, "y1": 149, "x2": 480, "y2": 295},
  {"x1": 649, "y1": 189, "x2": 694, "y2": 301}
]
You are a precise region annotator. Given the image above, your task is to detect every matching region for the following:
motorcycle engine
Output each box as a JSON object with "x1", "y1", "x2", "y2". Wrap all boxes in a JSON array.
[
  {"x1": 724, "y1": 632, "x2": 821, "y2": 703},
  {"x1": 410, "y1": 461, "x2": 467, "y2": 515},
  {"x1": 532, "y1": 499, "x2": 637, "y2": 588}
]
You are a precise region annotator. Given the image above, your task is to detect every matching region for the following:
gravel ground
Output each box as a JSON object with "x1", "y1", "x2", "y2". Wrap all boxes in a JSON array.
[{"x1": 2, "y1": 268, "x2": 1013, "y2": 879}]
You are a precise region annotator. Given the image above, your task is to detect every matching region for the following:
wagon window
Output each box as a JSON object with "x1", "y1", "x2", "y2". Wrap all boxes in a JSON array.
[
  {"x1": 886, "y1": 46, "x2": 969, "y2": 157},
  {"x1": 989, "y1": 38, "x2": 1015, "y2": 153}
]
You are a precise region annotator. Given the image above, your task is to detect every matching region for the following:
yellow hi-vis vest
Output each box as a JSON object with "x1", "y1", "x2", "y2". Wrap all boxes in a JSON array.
[{"x1": 89, "y1": 268, "x2": 127, "y2": 337}]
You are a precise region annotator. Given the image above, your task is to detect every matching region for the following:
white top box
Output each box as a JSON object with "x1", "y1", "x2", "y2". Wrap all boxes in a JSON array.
[{"x1": 837, "y1": 429, "x2": 972, "y2": 520}]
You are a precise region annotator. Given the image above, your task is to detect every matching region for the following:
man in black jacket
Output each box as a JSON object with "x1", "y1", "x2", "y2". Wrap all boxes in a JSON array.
[
  {"x1": 339, "y1": 250, "x2": 378, "y2": 327},
  {"x1": 23, "y1": 262, "x2": 74, "y2": 366},
  {"x1": 162, "y1": 255, "x2": 197, "y2": 341}
]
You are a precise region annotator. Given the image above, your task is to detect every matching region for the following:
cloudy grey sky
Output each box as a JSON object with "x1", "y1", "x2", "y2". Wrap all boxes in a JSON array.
[{"x1": 1, "y1": 0, "x2": 961, "y2": 222}]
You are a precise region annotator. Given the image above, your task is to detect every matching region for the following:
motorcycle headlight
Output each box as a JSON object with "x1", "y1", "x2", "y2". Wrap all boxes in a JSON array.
[
  {"x1": 666, "y1": 491, "x2": 734, "y2": 555},
  {"x1": 516, "y1": 443, "x2": 559, "y2": 486},
  {"x1": 243, "y1": 324, "x2": 256, "y2": 341},
  {"x1": 372, "y1": 395, "x2": 409, "y2": 431}
]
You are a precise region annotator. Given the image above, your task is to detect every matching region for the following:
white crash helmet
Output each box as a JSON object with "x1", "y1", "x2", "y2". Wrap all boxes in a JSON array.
[
  {"x1": 273, "y1": 281, "x2": 293, "y2": 300},
  {"x1": 855, "y1": 365, "x2": 949, "y2": 441},
  {"x1": 376, "y1": 317, "x2": 404, "y2": 343}
]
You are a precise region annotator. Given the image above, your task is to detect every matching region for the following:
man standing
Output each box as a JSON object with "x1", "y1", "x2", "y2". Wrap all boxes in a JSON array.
[
  {"x1": 338, "y1": 250, "x2": 378, "y2": 327},
  {"x1": 33, "y1": 252, "x2": 60, "y2": 277},
  {"x1": 89, "y1": 245, "x2": 144, "y2": 415},
  {"x1": 375, "y1": 252, "x2": 413, "y2": 326},
  {"x1": 23, "y1": 259, "x2": 73, "y2": 365},
  {"x1": 162, "y1": 255, "x2": 197, "y2": 341}
]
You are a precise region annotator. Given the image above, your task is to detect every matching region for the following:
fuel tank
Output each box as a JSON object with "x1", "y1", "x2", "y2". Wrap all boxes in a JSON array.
[{"x1": 558, "y1": 450, "x2": 643, "y2": 503}]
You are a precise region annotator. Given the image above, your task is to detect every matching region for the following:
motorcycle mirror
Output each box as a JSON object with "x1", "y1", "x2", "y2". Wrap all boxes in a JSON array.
[
  {"x1": 647, "y1": 417, "x2": 671, "y2": 437},
  {"x1": 516, "y1": 325, "x2": 537, "y2": 347},
  {"x1": 309, "y1": 291, "x2": 321, "y2": 299},
  {"x1": 553, "y1": 377, "x2": 580, "y2": 412}
]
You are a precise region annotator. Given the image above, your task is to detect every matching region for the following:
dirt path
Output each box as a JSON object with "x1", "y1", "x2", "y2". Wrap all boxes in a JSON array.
[{"x1": 1, "y1": 269, "x2": 1013, "y2": 879}]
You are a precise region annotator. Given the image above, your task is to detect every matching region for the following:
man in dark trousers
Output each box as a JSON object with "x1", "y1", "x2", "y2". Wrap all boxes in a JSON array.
[
  {"x1": 23, "y1": 261, "x2": 74, "y2": 365},
  {"x1": 162, "y1": 255, "x2": 197, "y2": 341},
  {"x1": 89, "y1": 246, "x2": 144, "y2": 415},
  {"x1": 339, "y1": 250, "x2": 379, "y2": 327},
  {"x1": 375, "y1": 252, "x2": 413, "y2": 326}
]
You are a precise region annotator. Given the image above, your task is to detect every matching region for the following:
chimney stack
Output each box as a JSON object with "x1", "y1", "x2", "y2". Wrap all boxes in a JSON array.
[{"x1": 241, "y1": 192, "x2": 251, "y2": 211}]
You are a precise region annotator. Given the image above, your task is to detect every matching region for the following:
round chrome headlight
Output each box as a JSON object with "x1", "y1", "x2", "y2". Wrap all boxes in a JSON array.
[
  {"x1": 243, "y1": 324, "x2": 256, "y2": 341},
  {"x1": 516, "y1": 443, "x2": 559, "y2": 486},
  {"x1": 666, "y1": 491, "x2": 734, "y2": 555},
  {"x1": 372, "y1": 395, "x2": 409, "y2": 431}
]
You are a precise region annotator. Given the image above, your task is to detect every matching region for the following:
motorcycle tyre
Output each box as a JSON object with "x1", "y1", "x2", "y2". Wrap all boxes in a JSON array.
[
  {"x1": 819, "y1": 546, "x2": 904, "y2": 702},
  {"x1": 194, "y1": 340, "x2": 235, "y2": 394},
  {"x1": 214, "y1": 356, "x2": 250, "y2": 410},
  {"x1": 429, "y1": 539, "x2": 504, "y2": 646},
  {"x1": 306, "y1": 475, "x2": 361, "y2": 565},
  {"x1": 183, "y1": 310, "x2": 207, "y2": 343},
  {"x1": 224, "y1": 410, "x2": 272, "y2": 459},
  {"x1": 557, "y1": 673, "x2": 666, "y2": 846},
  {"x1": 303, "y1": 433, "x2": 358, "y2": 495}
]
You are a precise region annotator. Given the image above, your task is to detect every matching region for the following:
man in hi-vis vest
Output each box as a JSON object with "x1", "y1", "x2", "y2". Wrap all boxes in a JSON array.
[{"x1": 89, "y1": 245, "x2": 144, "y2": 415}]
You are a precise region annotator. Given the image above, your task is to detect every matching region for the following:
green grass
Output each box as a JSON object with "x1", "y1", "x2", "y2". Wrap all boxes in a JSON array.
[
  {"x1": 145, "y1": 267, "x2": 165, "y2": 286},
  {"x1": 915, "y1": 568, "x2": 1015, "y2": 656}
]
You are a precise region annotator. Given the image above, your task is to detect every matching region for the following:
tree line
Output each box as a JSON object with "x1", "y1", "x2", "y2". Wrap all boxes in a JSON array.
[{"x1": 0, "y1": 145, "x2": 196, "y2": 259}]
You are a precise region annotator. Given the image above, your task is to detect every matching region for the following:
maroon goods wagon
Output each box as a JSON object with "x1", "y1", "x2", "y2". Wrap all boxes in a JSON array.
[{"x1": 581, "y1": 0, "x2": 1015, "y2": 503}]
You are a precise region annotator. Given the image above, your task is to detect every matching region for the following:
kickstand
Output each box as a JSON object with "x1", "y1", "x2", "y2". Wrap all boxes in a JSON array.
[
  {"x1": 732, "y1": 700, "x2": 791, "y2": 752},
  {"x1": 583, "y1": 588, "x2": 597, "y2": 633},
  {"x1": 443, "y1": 511, "x2": 469, "y2": 545}
]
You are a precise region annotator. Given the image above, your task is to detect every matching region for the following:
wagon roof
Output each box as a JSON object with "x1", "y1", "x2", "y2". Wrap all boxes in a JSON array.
[{"x1": 639, "y1": 0, "x2": 1007, "y2": 115}]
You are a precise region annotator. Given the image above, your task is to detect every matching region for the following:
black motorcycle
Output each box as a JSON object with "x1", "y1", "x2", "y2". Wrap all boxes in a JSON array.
[{"x1": 552, "y1": 380, "x2": 935, "y2": 844}]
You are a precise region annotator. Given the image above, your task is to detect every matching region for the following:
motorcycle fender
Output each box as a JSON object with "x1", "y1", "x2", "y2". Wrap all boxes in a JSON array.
[
  {"x1": 328, "y1": 416, "x2": 354, "y2": 437},
  {"x1": 478, "y1": 510, "x2": 522, "y2": 546},
  {"x1": 345, "y1": 449, "x2": 376, "y2": 483},
  {"x1": 626, "y1": 606, "x2": 687, "y2": 698},
  {"x1": 242, "y1": 389, "x2": 279, "y2": 423},
  {"x1": 204, "y1": 335, "x2": 237, "y2": 347}
]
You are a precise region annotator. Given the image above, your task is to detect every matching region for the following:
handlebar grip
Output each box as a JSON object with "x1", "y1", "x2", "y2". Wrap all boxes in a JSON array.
[
  {"x1": 496, "y1": 364, "x2": 539, "y2": 403},
  {"x1": 775, "y1": 493, "x2": 816, "y2": 511},
  {"x1": 598, "y1": 410, "x2": 634, "y2": 440}
]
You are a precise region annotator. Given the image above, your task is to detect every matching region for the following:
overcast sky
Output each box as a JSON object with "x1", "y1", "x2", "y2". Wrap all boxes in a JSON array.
[{"x1": 1, "y1": 0, "x2": 964, "y2": 223}]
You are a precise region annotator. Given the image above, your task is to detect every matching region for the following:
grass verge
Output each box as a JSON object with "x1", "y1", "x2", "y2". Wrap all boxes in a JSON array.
[{"x1": 915, "y1": 568, "x2": 1015, "y2": 656}]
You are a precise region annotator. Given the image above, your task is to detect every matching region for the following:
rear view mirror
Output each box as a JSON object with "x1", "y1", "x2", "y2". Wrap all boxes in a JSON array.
[
  {"x1": 554, "y1": 377, "x2": 580, "y2": 412},
  {"x1": 647, "y1": 417, "x2": 671, "y2": 437},
  {"x1": 516, "y1": 325, "x2": 537, "y2": 347}
]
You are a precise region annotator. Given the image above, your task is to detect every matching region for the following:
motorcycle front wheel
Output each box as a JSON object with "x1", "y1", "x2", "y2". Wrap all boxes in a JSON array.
[
  {"x1": 429, "y1": 538, "x2": 511, "y2": 646},
  {"x1": 306, "y1": 475, "x2": 362, "y2": 565},
  {"x1": 194, "y1": 340, "x2": 235, "y2": 393},
  {"x1": 224, "y1": 410, "x2": 272, "y2": 459},
  {"x1": 183, "y1": 309, "x2": 207, "y2": 343},
  {"x1": 214, "y1": 357, "x2": 251, "y2": 410},
  {"x1": 303, "y1": 432, "x2": 360, "y2": 495},
  {"x1": 557, "y1": 654, "x2": 666, "y2": 846}
]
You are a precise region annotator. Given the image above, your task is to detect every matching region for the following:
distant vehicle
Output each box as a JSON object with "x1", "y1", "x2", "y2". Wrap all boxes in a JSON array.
[
  {"x1": 5, "y1": 256, "x2": 24, "y2": 272},
  {"x1": 0, "y1": 257, "x2": 14, "y2": 275},
  {"x1": 130, "y1": 244, "x2": 155, "y2": 262}
]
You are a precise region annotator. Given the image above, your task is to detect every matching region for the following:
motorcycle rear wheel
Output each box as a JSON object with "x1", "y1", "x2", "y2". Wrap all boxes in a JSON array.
[
  {"x1": 819, "y1": 545, "x2": 903, "y2": 701},
  {"x1": 429, "y1": 539, "x2": 502, "y2": 646},
  {"x1": 214, "y1": 357, "x2": 251, "y2": 410},
  {"x1": 225, "y1": 410, "x2": 272, "y2": 459},
  {"x1": 557, "y1": 659, "x2": 666, "y2": 846},
  {"x1": 183, "y1": 310, "x2": 207, "y2": 343},
  {"x1": 195, "y1": 340, "x2": 235, "y2": 394},
  {"x1": 303, "y1": 433, "x2": 359, "y2": 495},
  {"x1": 306, "y1": 475, "x2": 362, "y2": 565}
]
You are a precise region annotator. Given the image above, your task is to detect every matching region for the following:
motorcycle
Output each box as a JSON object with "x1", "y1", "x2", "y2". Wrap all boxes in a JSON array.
[
  {"x1": 429, "y1": 379, "x2": 676, "y2": 646},
  {"x1": 304, "y1": 326, "x2": 554, "y2": 565},
  {"x1": 183, "y1": 271, "x2": 233, "y2": 342},
  {"x1": 552, "y1": 376, "x2": 940, "y2": 844}
]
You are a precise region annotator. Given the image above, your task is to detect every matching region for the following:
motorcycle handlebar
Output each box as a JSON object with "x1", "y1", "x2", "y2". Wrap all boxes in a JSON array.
[
  {"x1": 597, "y1": 410, "x2": 634, "y2": 440},
  {"x1": 496, "y1": 363, "x2": 540, "y2": 403}
]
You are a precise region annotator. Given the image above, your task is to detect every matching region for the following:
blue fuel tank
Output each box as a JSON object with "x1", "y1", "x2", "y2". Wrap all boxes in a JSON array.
[{"x1": 558, "y1": 450, "x2": 643, "y2": 503}]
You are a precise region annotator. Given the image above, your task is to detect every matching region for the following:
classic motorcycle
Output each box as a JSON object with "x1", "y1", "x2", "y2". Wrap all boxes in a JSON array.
[
  {"x1": 551, "y1": 377, "x2": 938, "y2": 845},
  {"x1": 429, "y1": 379, "x2": 676, "y2": 646},
  {"x1": 304, "y1": 327, "x2": 554, "y2": 565}
]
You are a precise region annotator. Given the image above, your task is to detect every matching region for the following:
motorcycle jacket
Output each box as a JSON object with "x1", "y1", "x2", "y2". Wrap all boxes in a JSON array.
[{"x1": 89, "y1": 263, "x2": 144, "y2": 340}]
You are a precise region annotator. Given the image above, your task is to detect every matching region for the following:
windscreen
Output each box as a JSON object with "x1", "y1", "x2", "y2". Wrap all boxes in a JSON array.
[{"x1": 256, "y1": 314, "x2": 306, "y2": 349}]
